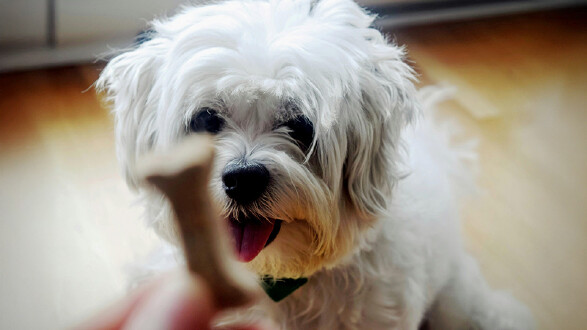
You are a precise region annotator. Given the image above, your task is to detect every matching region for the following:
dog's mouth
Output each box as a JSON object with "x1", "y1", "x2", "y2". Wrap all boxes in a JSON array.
[{"x1": 228, "y1": 216, "x2": 282, "y2": 262}]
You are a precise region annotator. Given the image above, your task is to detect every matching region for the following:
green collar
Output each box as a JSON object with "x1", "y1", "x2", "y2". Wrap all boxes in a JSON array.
[{"x1": 260, "y1": 276, "x2": 308, "y2": 302}]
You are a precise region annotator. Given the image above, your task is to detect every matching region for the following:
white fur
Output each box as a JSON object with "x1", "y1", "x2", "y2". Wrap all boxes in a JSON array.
[{"x1": 97, "y1": 0, "x2": 534, "y2": 328}]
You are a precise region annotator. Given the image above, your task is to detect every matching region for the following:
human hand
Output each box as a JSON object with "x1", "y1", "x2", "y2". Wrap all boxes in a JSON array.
[{"x1": 75, "y1": 271, "x2": 273, "y2": 330}]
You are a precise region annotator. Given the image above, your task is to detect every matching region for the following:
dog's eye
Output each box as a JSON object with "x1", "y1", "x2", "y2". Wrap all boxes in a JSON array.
[
  {"x1": 281, "y1": 115, "x2": 314, "y2": 149},
  {"x1": 189, "y1": 108, "x2": 225, "y2": 134}
]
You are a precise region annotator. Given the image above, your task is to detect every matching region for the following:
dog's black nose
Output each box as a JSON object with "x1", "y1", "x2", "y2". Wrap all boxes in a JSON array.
[{"x1": 222, "y1": 162, "x2": 270, "y2": 204}]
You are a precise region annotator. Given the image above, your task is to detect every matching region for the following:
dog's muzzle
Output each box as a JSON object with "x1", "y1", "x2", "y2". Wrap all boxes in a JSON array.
[{"x1": 222, "y1": 162, "x2": 281, "y2": 262}]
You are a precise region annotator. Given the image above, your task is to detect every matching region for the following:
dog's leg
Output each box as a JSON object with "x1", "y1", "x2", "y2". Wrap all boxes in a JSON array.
[
  {"x1": 401, "y1": 285, "x2": 429, "y2": 330},
  {"x1": 426, "y1": 254, "x2": 534, "y2": 330},
  {"x1": 403, "y1": 303, "x2": 428, "y2": 330}
]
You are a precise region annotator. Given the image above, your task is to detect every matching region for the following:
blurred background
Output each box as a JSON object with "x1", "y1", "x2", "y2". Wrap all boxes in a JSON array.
[
  {"x1": 1, "y1": 0, "x2": 586, "y2": 329},
  {"x1": 0, "y1": 0, "x2": 583, "y2": 71}
]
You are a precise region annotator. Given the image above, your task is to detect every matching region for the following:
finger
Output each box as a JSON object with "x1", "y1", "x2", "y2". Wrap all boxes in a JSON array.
[
  {"x1": 73, "y1": 276, "x2": 166, "y2": 330},
  {"x1": 123, "y1": 272, "x2": 215, "y2": 330}
]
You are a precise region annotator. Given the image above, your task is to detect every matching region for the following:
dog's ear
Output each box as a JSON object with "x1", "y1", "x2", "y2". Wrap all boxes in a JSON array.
[
  {"x1": 97, "y1": 39, "x2": 166, "y2": 188},
  {"x1": 345, "y1": 36, "x2": 418, "y2": 218},
  {"x1": 309, "y1": 0, "x2": 418, "y2": 217}
]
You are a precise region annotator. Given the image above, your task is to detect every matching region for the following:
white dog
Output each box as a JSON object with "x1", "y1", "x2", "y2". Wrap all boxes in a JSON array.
[{"x1": 97, "y1": 0, "x2": 533, "y2": 328}]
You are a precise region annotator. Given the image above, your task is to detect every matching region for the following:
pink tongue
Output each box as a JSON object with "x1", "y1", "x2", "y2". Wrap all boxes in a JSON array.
[{"x1": 228, "y1": 218, "x2": 275, "y2": 262}]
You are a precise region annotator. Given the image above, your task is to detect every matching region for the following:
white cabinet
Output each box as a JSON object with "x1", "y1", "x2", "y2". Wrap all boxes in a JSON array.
[
  {"x1": 0, "y1": 0, "x2": 181, "y2": 72},
  {"x1": 56, "y1": 0, "x2": 181, "y2": 46},
  {"x1": 0, "y1": 0, "x2": 47, "y2": 48}
]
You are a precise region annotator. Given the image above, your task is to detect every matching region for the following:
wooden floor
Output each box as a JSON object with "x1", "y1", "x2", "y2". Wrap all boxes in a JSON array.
[
  {"x1": 0, "y1": 8, "x2": 585, "y2": 330},
  {"x1": 391, "y1": 9, "x2": 587, "y2": 330}
]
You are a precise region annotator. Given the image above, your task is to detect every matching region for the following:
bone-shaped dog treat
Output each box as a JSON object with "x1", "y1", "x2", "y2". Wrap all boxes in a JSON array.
[{"x1": 136, "y1": 134, "x2": 260, "y2": 309}]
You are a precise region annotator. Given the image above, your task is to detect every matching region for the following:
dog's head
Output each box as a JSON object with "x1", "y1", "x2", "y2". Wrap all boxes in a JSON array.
[{"x1": 97, "y1": 0, "x2": 417, "y2": 278}]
